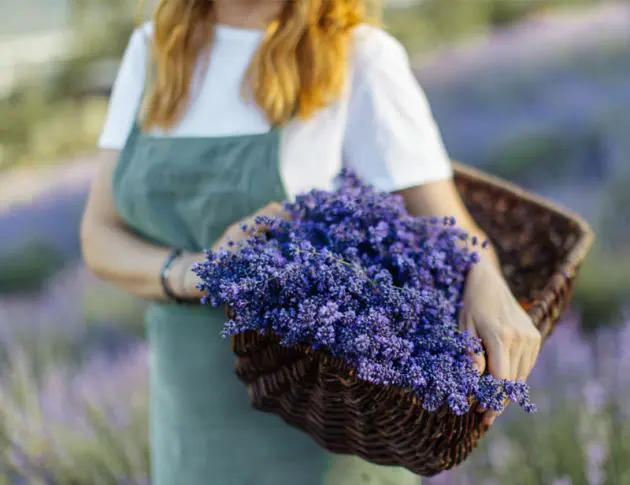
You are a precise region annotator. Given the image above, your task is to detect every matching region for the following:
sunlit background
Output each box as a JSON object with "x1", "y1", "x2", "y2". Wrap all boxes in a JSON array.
[{"x1": 1, "y1": 1, "x2": 629, "y2": 484}]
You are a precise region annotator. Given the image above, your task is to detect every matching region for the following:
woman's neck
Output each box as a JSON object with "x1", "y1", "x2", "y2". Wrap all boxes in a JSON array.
[{"x1": 213, "y1": 0, "x2": 286, "y2": 29}]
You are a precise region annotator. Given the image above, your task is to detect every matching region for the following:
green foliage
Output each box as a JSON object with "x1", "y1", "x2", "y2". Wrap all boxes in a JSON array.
[
  {"x1": 571, "y1": 174, "x2": 630, "y2": 333},
  {"x1": 384, "y1": 0, "x2": 557, "y2": 54},
  {"x1": 0, "y1": 348, "x2": 149, "y2": 484},
  {"x1": 49, "y1": 0, "x2": 135, "y2": 100},
  {"x1": 0, "y1": 241, "x2": 67, "y2": 294},
  {"x1": 462, "y1": 401, "x2": 630, "y2": 485},
  {"x1": 598, "y1": 173, "x2": 630, "y2": 251},
  {"x1": 572, "y1": 249, "x2": 630, "y2": 333},
  {"x1": 82, "y1": 280, "x2": 148, "y2": 338},
  {"x1": 0, "y1": 333, "x2": 78, "y2": 382},
  {"x1": 0, "y1": 0, "x2": 135, "y2": 170},
  {"x1": 469, "y1": 408, "x2": 589, "y2": 484},
  {"x1": 483, "y1": 131, "x2": 572, "y2": 183},
  {"x1": 384, "y1": 1, "x2": 491, "y2": 54},
  {"x1": 485, "y1": 0, "x2": 547, "y2": 27}
]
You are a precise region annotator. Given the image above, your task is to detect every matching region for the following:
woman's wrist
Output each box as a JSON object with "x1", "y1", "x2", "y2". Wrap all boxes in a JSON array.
[
  {"x1": 456, "y1": 227, "x2": 500, "y2": 270},
  {"x1": 166, "y1": 251, "x2": 204, "y2": 301},
  {"x1": 160, "y1": 249, "x2": 185, "y2": 303}
]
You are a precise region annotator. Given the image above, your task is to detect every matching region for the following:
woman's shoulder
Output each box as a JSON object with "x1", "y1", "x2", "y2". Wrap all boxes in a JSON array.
[
  {"x1": 113, "y1": 22, "x2": 154, "y2": 77},
  {"x1": 139, "y1": 21, "x2": 154, "y2": 36},
  {"x1": 350, "y1": 24, "x2": 410, "y2": 74},
  {"x1": 119, "y1": 21, "x2": 153, "y2": 61},
  {"x1": 129, "y1": 21, "x2": 154, "y2": 48}
]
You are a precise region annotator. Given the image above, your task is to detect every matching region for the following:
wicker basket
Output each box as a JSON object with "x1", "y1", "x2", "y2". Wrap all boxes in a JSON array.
[{"x1": 230, "y1": 162, "x2": 594, "y2": 476}]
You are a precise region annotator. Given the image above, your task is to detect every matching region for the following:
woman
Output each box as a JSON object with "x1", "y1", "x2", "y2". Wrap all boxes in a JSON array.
[{"x1": 80, "y1": 0, "x2": 541, "y2": 484}]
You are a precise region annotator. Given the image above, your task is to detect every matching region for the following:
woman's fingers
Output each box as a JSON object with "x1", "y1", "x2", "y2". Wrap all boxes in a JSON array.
[
  {"x1": 460, "y1": 316, "x2": 490, "y2": 415},
  {"x1": 516, "y1": 344, "x2": 534, "y2": 382},
  {"x1": 243, "y1": 202, "x2": 290, "y2": 232},
  {"x1": 233, "y1": 202, "x2": 286, "y2": 235},
  {"x1": 480, "y1": 330, "x2": 512, "y2": 426},
  {"x1": 213, "y1": 202, "x2": 288, "y2": 252},
  {"x1": 517, "y1": 326, "x2": 541, "y2": 381},
  {"x1": 484, "y1": 331, "x2": 513, "y2": 381},
  {"x1": 254, "y1": 201, "x2": 287, "y2": 219},
  {"x1": 479, "y1": 319, "x2": 540, "y2": 426},
  {"x1": 459, "y1": 313, "x2": 486, "y2": 376},
  {"x1": 510, "y1": 341, "x2": 526, "y2": 383}
]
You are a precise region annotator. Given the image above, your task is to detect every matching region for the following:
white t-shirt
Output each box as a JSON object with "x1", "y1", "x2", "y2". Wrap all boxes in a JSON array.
[{"x1": 99, "y1": 23, "x2": 452, "y2": 199}]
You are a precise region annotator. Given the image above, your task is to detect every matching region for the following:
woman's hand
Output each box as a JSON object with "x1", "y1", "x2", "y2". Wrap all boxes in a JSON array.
[
  {"x1": 168, "y1": 251, "x2": 208, "y2": 300},
  {"x1": 459, "y1": 259, "x2": 542, "y2": 426},
  {"x1": 210, "y1": 201, "x2": 288, "y2": 253},
  {"x1": 169, "y1": 202, "x2": 288, "y2": 300}
]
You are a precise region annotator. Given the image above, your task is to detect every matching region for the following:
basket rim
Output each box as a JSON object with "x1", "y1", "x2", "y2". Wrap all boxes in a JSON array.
[
  {"x1": 240, "y1": 335, "x2": 482, "y2": 409},
  {"x1": 452, "y1": 161, "x2": 594, "y2": 244},
  {"x1": 452, "y1": 161, "x2": 595, "y2": 327},
  {"x1": 233, "y1": 162, "x2": 594, "y2": 336}
]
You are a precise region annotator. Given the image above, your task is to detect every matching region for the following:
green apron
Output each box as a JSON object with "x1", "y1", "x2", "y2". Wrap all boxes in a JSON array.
[{"x1": 112, "y1": 114, "x2": 421, "y2": 485}]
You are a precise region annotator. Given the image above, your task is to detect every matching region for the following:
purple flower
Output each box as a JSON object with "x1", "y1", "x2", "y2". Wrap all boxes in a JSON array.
[
  {"x1": 585, "y1": 442, "x2": 607, "y2": 485},
  {"x1": 552, "y1": 478, "x2": 573, "y2": 485},
  {"x1": 582, "y1": 380, "x2": 606, "y2": 414},
  {"x1": 194, "y1": 170, "x2": 534, "y2": 414}
]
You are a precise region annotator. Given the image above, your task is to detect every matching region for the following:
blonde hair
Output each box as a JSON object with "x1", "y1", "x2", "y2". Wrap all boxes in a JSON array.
[{"x1": 138, "y1": 0, "x2": 378, "y2": 131}]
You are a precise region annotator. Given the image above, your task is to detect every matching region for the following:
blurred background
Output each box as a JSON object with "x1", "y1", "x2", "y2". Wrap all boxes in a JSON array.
[{"x1": 1, "y1": 0, "x2": 629, "y2": 483}]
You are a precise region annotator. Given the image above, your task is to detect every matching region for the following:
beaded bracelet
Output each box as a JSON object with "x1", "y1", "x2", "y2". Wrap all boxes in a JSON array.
[{"x1": 160, "y1": 248, "x2": 186, "y2": 304}]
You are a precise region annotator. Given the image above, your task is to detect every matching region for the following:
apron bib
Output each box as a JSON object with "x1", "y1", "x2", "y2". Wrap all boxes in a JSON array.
[{"x1": 112, "y1": 119, "x2": 421, "y2": 485}]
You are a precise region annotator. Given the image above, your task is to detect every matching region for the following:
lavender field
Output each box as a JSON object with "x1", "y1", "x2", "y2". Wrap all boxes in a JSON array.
[
  {"x1": 1, "y1": 3, "x2": 630, "y2": 485},
  {"x1": 1, "y1": 267, "x2": 629, "y2": 484}
]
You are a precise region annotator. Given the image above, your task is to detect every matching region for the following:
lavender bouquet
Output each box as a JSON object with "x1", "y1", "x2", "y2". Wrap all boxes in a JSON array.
[{"x1": 194, "y1": 172, "x2": 534, "y2": 416}]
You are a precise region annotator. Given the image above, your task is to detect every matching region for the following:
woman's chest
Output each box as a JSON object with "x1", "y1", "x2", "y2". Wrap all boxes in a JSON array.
[
  {"x1": 113, "y1": 134, "x2": 283, "y2": 251},
  {"x1": 112, "y1": 118, "x2": 345, "y2": 251}
]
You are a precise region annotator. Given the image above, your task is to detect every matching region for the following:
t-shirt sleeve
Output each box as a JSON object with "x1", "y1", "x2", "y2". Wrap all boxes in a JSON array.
[
  {"x1": 98, "y1": 25, "x2": 150, "y2": 150},
  {"x1": 342, "y1": 29, "x2": 453, "y2": 192}
]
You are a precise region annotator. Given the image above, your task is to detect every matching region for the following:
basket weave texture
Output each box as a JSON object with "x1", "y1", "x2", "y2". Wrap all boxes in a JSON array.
[{"x1": 230, "y1": 162, "x2": 594, "y2": 476}]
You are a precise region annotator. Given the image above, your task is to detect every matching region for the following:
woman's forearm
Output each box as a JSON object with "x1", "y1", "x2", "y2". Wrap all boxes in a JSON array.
[
  {"x1": 81, "y1": 224, "x2": 167, "y2": 300},
  {"x1": 397, "y1": 179, "x2": 501, "y2": 269},
  {"x1": 80, "y1": 152, "x2": 204, "y2": 301},
  {"x1": 81, "y1": 221, "x2": 201, "y2": 301},
  {"x1": 458, "y1": 224, "x2": 501, "y2": 269}
]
